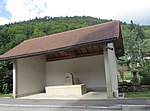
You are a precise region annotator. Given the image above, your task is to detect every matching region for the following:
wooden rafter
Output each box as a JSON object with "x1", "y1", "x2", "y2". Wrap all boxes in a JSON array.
[
  {"x1": 92, "y1": 46, "x2": 96, "y2": 53},
  {"x1": 46, "y1": 44, "x2": 104, "y2": 62},
  {"x1": 85, "y1": 47, "x2": 89, "y2": 53}
]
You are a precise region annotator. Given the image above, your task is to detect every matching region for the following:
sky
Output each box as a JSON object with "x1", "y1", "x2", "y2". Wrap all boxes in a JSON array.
[{"x1": 0, "y1": 0, "x2": 150, "y2": 25}]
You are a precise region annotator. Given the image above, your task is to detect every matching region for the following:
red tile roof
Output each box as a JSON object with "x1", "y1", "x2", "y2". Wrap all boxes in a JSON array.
[{"x1": 0, "y1": 21, "x2": 124, "y2": 60}]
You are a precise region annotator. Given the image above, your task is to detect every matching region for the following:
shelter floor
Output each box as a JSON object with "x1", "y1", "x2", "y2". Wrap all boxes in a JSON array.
[{"x1": 19, "y1": 92, "x2": 107, "y2": 100}]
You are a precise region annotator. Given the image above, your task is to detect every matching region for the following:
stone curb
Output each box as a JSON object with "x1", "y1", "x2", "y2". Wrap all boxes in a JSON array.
[
  {"x1": 122, "y1": 105, "x2": 150, "y2": 110},
  {"x1": 0, "y1": 103, "x2": 150, "y2": 110},
  {"x1": 0, "y1": 103, "x2": 122, "y2": 110}
]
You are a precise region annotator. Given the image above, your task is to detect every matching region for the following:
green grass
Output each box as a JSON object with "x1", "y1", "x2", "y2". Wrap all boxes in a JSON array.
[
  {"x1": 124, "y1": 71, "x2": 132, "y2": 80},
  {"x1": 118, "y1": 71, "x2": 132, "y2": 81},
  {"x1": 125, "y1": 91, "x2": 150, "y2": 98},
  {"x1": 0, "y1": 93, "x2": 12, "y2": 98},
  {"x1": 118, "y1": 71, "x2": 141, "y2": 81}
]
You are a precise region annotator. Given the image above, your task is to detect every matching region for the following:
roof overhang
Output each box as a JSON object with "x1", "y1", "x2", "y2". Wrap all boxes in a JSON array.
[
  {"x1": 0, "y1": 38, "x2": 121, "y2": 61},
  {"x1": 0, "y1": 21, "x2": 124, "y2": 61}
]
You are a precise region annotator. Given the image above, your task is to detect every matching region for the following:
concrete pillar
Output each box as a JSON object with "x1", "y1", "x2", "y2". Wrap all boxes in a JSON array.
[
  {"x1": 103, "y1": 43, "x2": 113, "y2": 99},
  {"x1": 108, "y1": 43, "x2": 118, "y2": 95},
  {"x1": 13, "y1": 60, "x2": 17, "y2": 98}
]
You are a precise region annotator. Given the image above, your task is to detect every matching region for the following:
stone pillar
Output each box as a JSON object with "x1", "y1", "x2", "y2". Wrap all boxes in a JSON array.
[
  {"x1": 103, "y1": 43, "x2": 113, "y2": 99},
  {"x1": 65, "y1": 73, "x2": 74, "y2": 85},
  {"x1": 131, "y1": 70, "x2": 140, "y2": 91},
  {"x1": 13, "y1": 60, "x2": 17, "y2": 98}
]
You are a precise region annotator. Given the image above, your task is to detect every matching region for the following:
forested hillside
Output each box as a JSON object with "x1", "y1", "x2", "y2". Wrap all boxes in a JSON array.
[
  {"x1": 0, "y1": 16, "x2": 109, "y2": 55},
  {"x1": 0, "y1": 16, "x2": 150, "y2": 93}
]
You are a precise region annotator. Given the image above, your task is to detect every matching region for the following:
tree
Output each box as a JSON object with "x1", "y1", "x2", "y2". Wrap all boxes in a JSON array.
[
  {"x1": 122, "y1": 20, "x2": 150, "y2": 71},
  {"x1": 0, "y1": 16, "x2": 150, "y2": 93},
  {"x1": 32, "y1": 28, "x2": 46, "y2": 38},
  {"x1": 0, "y1": 61, "x2": 13, "y2": 93}
]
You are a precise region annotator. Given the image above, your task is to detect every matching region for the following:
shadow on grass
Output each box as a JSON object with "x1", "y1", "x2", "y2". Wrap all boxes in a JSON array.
[
  {"x1": 125, "y1": 91, "x2": 150, "y2": 98},
  {"x1": 0, "y1": 93, "x2": 12, "y2": 98}
]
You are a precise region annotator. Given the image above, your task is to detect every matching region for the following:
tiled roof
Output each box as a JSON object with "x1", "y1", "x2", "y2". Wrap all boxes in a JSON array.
[{"x1": 0, "y1": 21, "x2": 124, "y2": 60}]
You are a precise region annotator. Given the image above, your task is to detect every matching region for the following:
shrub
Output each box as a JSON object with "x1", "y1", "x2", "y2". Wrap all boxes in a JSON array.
[
  {"x1": 139, "y1": 72, "x2": 150, "y2": 85},
  {"x1": 118, "y1": 81, "x2": 132, "y2": 87}
]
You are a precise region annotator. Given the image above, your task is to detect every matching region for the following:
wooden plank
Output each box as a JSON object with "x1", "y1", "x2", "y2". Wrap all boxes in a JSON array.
[
  {"x1": 93, "y1": 45, "x2": 100, "y2": 52},
  {"x1": 86, "y1": 46, "x2": 93, "y2": 53},
  {"x1": 80, "y1": 47, "x2": 87, "y2": 54},
  {"x1": 77, "y1": 51, "x2": 102, "y2": 58},
  {"x1": 46, "y1": 45, "x2": 104, "y2": 62},
  {"x1": 46, "y1": 55, "x2": 75, "y2": 62}
]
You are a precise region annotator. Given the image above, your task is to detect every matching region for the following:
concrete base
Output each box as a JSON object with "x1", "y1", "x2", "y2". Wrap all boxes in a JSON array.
[
  {"x1": 14, "y1": 90, "x2": 44, "y2": 98},
  {"x1": 45, "y1": 84, "x2": 87, "y2": 96},
  {"x1": 19, "y1": 92, "x2": 107, "y2": 100}
]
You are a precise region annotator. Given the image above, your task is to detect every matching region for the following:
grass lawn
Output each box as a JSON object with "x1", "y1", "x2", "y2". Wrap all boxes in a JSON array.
[
  {"x1": 0, "y1": 93, "x2": 12, "y2": 98},
  {"x1": 124, "y1": 71, "x2": 132, "y2": 80},
  {"x1": 118, "y1": 71, "x2": 131, "y2": 81},
  {"x1": 125, "y1": 91, "x2": 150, "y2": 98},
  {"x1": 118, "y1": 71, "x2": 141, "y2": 82}
]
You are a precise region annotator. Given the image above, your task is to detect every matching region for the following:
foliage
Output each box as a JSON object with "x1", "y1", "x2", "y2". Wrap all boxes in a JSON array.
[
  {"x1": 0, "y1": 16, "x2": 109, "y2": 94},
  {"x1": 118, "y1": 81, "x2": 131, "y2": 87},
  {"x1": 139, "y1": 73, "x2": 150, "y2": 85},
  {"x1": 125, "y1": 91, "x2": 150, "y2": 98},
  {"x1": 118, "y1": 81, "x2": 132, "y2": 93},
  {"x1": 0, "y1": 61, "x2": 13, "y2": 94},
  {"x1": 118, "y1": 71, "x2": 131, "y2": 81},
  {"x1": 120, "y1": 20, "x2": 150, "y2": 80},
  {"x1": 0, "y1": 93, "x2": 12, "y2": 98},
  {"x1": 0, "y1": 16, "x2": 150, "y2": 94}
]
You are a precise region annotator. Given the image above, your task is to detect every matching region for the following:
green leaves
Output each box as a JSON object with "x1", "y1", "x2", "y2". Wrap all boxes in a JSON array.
[
  {"x1": 32, "y1": 28, "x2": 46, "y2": 38},
  {"x1": 0, "y1": 61, "x2": 13, "y2": 94},
  {"x1": 0, "y1": 16, "x2": 108, "y2": 94},
  {"x1": 122, "y1": 21, "x2": 150, "y2": 73},
  {"x1": 0, "y1": 16, "x2": 149, "y2": 94}
]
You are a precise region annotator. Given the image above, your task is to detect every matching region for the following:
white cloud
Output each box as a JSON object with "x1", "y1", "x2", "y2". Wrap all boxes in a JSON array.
[
  {"x1": 5, "y1": 0, "x2": 47, "y2": 22},
  {"x1": 0, "y1": 0, "x2": 150, "y2": 25},
  {"x1": 0, "y1": 17, "x2": 11, "y2": 24}
]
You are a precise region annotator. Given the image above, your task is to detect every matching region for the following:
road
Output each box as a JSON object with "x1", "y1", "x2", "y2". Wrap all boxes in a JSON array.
[
  {"x1": 0, "y1": 98, "x2": 150, "y2": 111},
  {"x1": 0, "y1": 105, "x2": 150, "y2": 111},
  {"x1": 0, "y1": 106, "x2": 116, "y2": 111}
]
